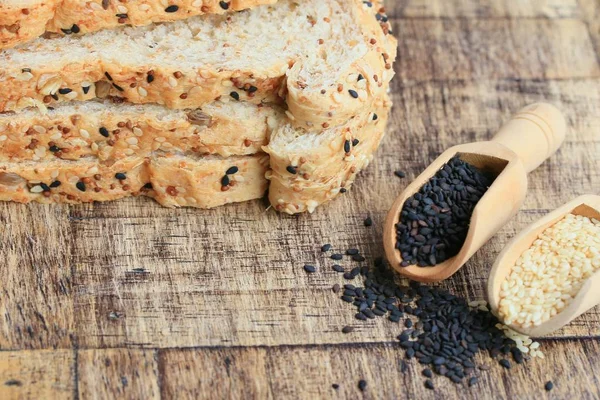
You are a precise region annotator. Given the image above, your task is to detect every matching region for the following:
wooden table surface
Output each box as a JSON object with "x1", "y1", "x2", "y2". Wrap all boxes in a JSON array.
[{"x1": 1, "y1": 1, "x2": 600, "y2": 399}]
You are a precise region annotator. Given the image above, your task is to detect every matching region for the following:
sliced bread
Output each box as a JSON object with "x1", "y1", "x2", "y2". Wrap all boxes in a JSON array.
[
  {"x1": 0, "y1": 92, "x2": 391, "y2": 213},
  {"x1": 0, "y1": 0, "x2": 275, "y2": 50},
  {"x1": 0, "y1": 100, "x2": 279, "y2": 161},
  {"x1": 0, "y1": 0, "x2": 396, "y2": 131},
  {"x1": 0, "y1": 152, "x2": 269, "y2": 207},
  {"x1": 266, "y1": 95, "x2": 391, "y2": 213}
]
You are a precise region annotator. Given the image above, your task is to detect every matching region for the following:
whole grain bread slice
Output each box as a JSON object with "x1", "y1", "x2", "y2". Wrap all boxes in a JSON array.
[
  {"x1": 0, "y1": 152, "x2": 270, "y2": 207},
  {"x1": 0, "y1": 0, "x2": 276, "y2": 50},
  {"x1": 0, "y1": 0, "x2": 396, "y2": 132},
  {"x1": 0, "y1": 100, "x2": 279, "y2": 162}
]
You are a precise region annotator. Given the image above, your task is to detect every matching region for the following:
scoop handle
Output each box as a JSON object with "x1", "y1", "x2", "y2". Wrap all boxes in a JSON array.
[{"x1": 491, "y1": 103, "x2": 567, "y2": 173}]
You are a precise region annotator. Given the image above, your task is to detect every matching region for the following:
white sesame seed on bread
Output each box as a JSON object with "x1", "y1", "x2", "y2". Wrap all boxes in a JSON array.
[
  {"x1": 0, "y1": 0, "x2": 276, "y2": 50},
  {"x1": 0, "y1": 152, "x2": 270, "y2": 207},
  {"x1": 0, "y1": 0, "x2": 396, "y2": 132}
]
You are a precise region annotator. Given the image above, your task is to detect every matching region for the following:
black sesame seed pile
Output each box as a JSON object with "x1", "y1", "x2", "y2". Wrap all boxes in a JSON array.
[
  {"x1": 395, "y1": 155, "x2": 495, "y2": 267},
  {"x1": 306, "y1": 243, "x2": 545, "y2": 391}
]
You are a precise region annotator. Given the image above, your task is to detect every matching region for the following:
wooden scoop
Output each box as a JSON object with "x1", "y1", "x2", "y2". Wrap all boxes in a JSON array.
[
  {"x1": 383, "y1": 103, "x2": 567, "y2": 283},
  {"x1": 488, "y1": 194, "x2": 600, "y2": 337}
]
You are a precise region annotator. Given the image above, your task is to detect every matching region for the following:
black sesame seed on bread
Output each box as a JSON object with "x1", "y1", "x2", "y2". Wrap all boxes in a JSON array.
[
  {"x1": 0, "y1": 0, "x2": 276, "y2": 50},
  {"x1": 0, "y1": 0, "x2": 396, "y2": 133}
]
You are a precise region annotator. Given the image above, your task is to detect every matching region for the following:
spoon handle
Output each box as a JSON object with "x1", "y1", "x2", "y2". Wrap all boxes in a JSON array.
[{"x1": 491, "y1": 103, "x2": 567, "y2": 173}]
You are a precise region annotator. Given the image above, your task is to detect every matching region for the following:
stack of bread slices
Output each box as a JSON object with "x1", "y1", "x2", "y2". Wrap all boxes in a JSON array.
[{"x1": 0, "y1": 0, "x2": 396, "y2": 214}]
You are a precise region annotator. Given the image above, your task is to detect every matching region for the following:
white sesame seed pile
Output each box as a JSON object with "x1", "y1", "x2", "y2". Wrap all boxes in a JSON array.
[{"x1": 498, "y1": 213, "x2": 600, "y2": 330}]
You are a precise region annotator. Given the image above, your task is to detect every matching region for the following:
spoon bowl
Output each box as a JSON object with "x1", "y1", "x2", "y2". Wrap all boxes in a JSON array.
[
  {"x1": 487, "y1": 194, "x2": 600, "y2": 337},
  {"x1": 384, "y1": 103, "x2": 567, "y2": 283}
]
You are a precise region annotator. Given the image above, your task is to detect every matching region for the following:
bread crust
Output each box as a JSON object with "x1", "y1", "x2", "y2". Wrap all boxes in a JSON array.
[
  {"x1": 0, "y1": 0, "x2": 276, "y2": 50},
  {"x1": 0, "y1": 0, "x2": 396, "y2": 134},
  {"x1": 0, "y1": 153, "x2": 269, "y2": 207}
]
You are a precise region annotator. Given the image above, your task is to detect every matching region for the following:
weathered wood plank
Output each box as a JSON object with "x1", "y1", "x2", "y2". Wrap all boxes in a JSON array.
[
  {"x1": 387, "y1": 0, "x2": 581, "y2": 18},
  {"x1": 0, "y1": 205, "x2": 75, "y2": 350},
  {"x1": 77, "y1": 349, "x2": 160, "y2": 400},
  {"x1": 0, "y1": 350, "x2": 74, "y2": 400},
  {"x1": 392, "y1": 18, "x2": 600, "y2": 81},
  {"x1": 159, "y1": 340, "x2": 600, "y2": 399},
  {"x1": 578, "y1": 0, "x2": 600, "y2": 59}
]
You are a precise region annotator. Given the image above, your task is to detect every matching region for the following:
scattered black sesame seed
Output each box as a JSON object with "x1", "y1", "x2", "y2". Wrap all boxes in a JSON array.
[
  {"x1": 226, "y1": 166, "x2": 239, "y2": 175},
  {"x1": 346, "y1": 248, "x2": 359, "y2": 256},
  {"x1": 230, "y1": 91, "x2": 240, "y2": 101},
  {"x1": 82, "y1": 86, "x2": 90, "y2": 94},
  {"x1": 115, "y1": 173, "x2": 127, "y2": 180},
  {"x1": 352, "y1": 138, "x2": 359, "y2": 146},
  {"x1": 394, "y1": 170, "x2": 406, "y2": 178},
  {"x1": 352, "y1": 255, "x2": 365, "y2": 262},
  {"x1": 143, "y1": 183, "x2": 153, "y2": 189},
  {"x1": 357, "y1": 74, "x2": 365, "y2": 81},
  {"x1": 340, "y1": 188, "x2": 347, "y2": 193},
  {"x1": 61, "y1": 28, "x2": 72, "y2": 34},
  {"x1": 4, "y1": 380, "x2": 22, "y2": 387},
  {"x1": 373, "y1": 113, "x2": 378, "y2": 121},
  {"x1": 348, "y1": 89, "x2": 359, "y2": 98},
  {"x1": 364, "y1": 216, "x2": 373, "y2": 227},
  {"x1": 304, "y1": 265, "x2": 316, "y2": 273},
  {"x1": 71, "y1": 24, "x2": 80, "y2": 34},
  {"x1": 40, "y1": 183, "x2": 50, "y2": 192},
  {"x1": 99, "y1": 127, "x2": 109, "y2": 138},
  {"x1": 499, "y1": 359, "x2": 511, "y2": 369},
  {"x1": 341, "y1": 326, "x2": 354, "y2": 334},
  {"x1": 219, "y1": 1, "x2": 230, "y2": 10},
  {"x1": 358, "y1": 380, "x2": 367, "y2": 391},
  {"x1": 49, "y1": 145, "x2": 60, "y2": 153},
  {"x1": 76, "y1": 181, "x2": 86, "y2": 192},
  {"x1": 545, "y1": 381, "x2": 553, "y2": 391},
  {"x1": 468, "y1": 377, "x2": 478, "y2": 387},
  {"x1": 49, "y1": 180, "x2": 61, "y2": 188},
  {"x1": 248, "y1": 85, "x2": 258, "y2": 93},
  {"x1": 424, "y1": 379, "x2": 434, "y2": 390},
  {"x1": 105, "y1": 72, "x2": 113, "y2": 81},
  {"x1": 332, "y1": 265, "x2": 344, "y2": 273},
  {"x1": 113, "y1": 83, "x2": 124, "y2": 92},
  {"x1": 147, "y1": 74, "x2": 155, "y2": 83},
  {"x1": 332, "y1": 383, "x2": 339, "y2": 389},
  {"x1": 331, "y1": 254, "x2": 343, "y2": 260},
  {"x1": 286, "y1": 165, "x2": 298, "y2": 174},
  {"x1": 58, "y1": 88, "x2": 72, "y2": 95},
  {"x1": 321, "y1": 244, "x2": 332, "y2": 252},
  {"x1": 332, "y1": 284, "x2": 340, "y2": 293},
  {"x1": 165, "y1": 5, "x2": 179, "y2": 12},
  {"x1": 221, "y1": 175, "x2": 230, "y2": 186},
  {"x1": 422, "y1": 369, "x2": 433, "y2": 378}
]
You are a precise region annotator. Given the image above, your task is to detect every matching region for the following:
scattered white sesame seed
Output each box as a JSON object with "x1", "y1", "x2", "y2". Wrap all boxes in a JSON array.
[
  {"x1": 80, "y1": 129, "x2": 90, "y2": 139},
  {"x1": 30, "y1": 185, "x2": 44, "y2": 193}
]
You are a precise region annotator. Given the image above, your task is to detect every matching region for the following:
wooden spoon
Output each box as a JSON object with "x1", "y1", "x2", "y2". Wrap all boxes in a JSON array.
[
  {"x1": 487, "y1": 194, "x2": 600, "y2": 337},
  {"x1": 383, "y1": 103, "x2": 567, "y2": 283}
]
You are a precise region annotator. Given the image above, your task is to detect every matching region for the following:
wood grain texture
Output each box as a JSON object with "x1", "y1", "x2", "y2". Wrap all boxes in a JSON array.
[
  {"x1": 77, "y1": 349, "x2": 160, "y2": 400},
  {"x1": 0, "y1": 350, "x2": 74, "y2": 400},
  {"x1": 158, "y1": 340, "x2": 600, "y2": 399},
  {"x1": 390, "y1": 0, "x2": 581, "y2": 18},
  {"x1": 395, "y1": 19, "x2": 600, "y2": 82},
  {"x1": 0, "y1": 0, "x2": 599, "y2": 398}
]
